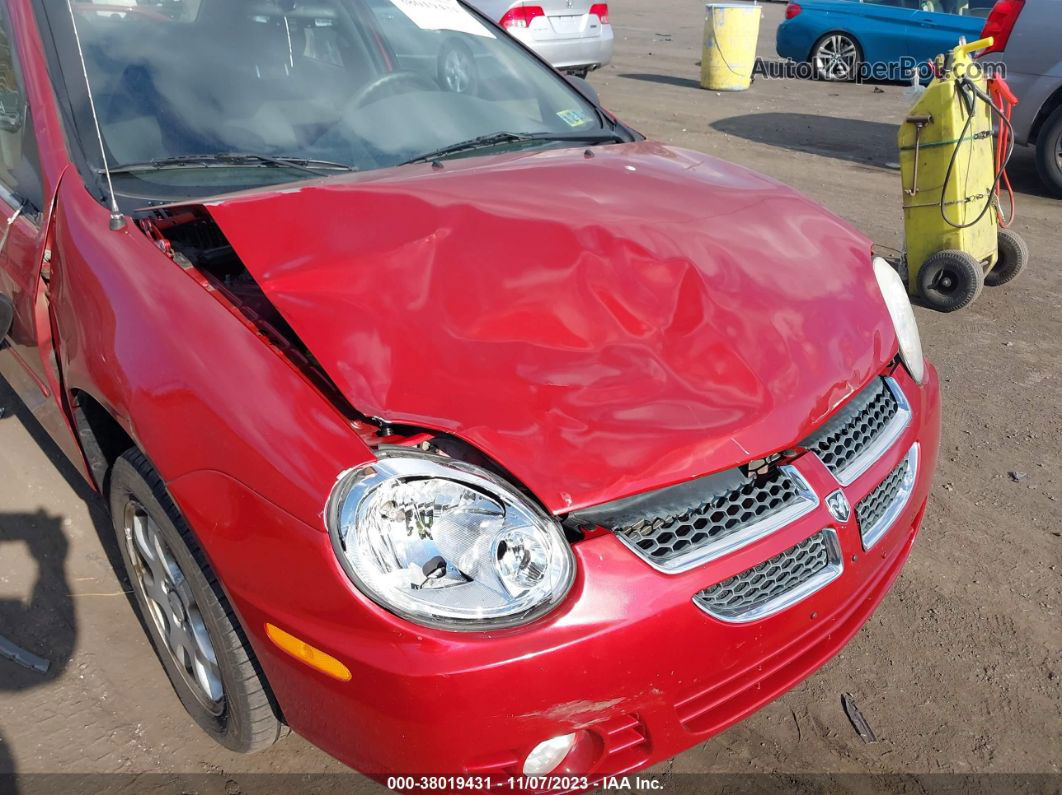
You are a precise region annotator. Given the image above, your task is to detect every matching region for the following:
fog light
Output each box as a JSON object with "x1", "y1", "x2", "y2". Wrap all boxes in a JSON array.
[{"x1": 523, "y1": 733, "x2": 578, "y2": 776}]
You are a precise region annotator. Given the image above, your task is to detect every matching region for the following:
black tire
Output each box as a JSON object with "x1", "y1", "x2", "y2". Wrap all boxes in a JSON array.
[
  {"x1": 1034, "y1": 104, "x2": 1062, "y2": 198},
  {"x1": 437, "y1": 39, "x2": 478, "y2": 95},
  {"x1": 109, "y1": 449, "x2": 286, "y2": 752},
  {"x1": 811, "y1": 33, "x2": 861, "y2": 82},
  {"x1": 0, "y1": 293, "x2": 12, "y2": 341},
  {"x1": 917, "y1": 249, "x2": 984, "y2": 312},
  {"x1": 985, "y1": 228, "x2": 1029, "y2": 287}
]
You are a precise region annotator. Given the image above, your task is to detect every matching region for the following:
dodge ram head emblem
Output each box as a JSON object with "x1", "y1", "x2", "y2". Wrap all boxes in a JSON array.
[{"x1": 826, "y1": 490, "x2": 852, "y2": 523}]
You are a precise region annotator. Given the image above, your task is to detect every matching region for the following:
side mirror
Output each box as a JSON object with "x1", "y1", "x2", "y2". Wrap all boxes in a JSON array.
[{"x1": 565, "y1": 74, "x2": 600, "y2": 106}]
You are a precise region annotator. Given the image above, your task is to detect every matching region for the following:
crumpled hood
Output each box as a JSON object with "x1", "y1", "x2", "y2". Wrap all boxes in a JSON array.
[{"x1": 203, "y1": 142, "x2": 895, "y2": 513}]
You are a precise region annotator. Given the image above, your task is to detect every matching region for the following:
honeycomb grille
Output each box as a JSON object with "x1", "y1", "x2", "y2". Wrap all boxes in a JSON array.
[
  {"x1": 856, "y1": 453, "x2": 912, "y2": 542},
  {"x1": 802, "y1": 378, "x2": 901, "y2": 479},
  {"x1": 694, "y1": 530, "x2": 834, "y2": 620},
  {"x1": 614, "y1": 468, "x2": 810, "y2": 568}
]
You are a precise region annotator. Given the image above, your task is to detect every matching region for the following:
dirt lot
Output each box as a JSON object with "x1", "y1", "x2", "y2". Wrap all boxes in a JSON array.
[{"x1": 1, "y1": 1, "x2": 1059, "y2": 791}]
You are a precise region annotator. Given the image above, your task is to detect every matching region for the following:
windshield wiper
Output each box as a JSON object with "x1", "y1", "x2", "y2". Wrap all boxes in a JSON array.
[
  {"x1": 106, "y1": 152, "x2": 357, "y2": 176},
  {"x1": 400, "y1": 130, "x2": 625, "y2": 166}
]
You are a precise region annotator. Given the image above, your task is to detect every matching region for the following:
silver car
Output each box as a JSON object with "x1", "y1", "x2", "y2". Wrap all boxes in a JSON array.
[
  {"x1": 981, "y1": 0, "x2": 1062, "y2": 196},
  {"x1": 469, "y1": 0, "x2": 613, "y2": 76}
]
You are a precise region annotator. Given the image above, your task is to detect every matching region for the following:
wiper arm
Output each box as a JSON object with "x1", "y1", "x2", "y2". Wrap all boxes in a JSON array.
[
  {"x1": 106, "y1": 152, "x2": 356, "y2": 175},
  {"x1": 272, "y1": 154, "x2": 358, "y2": 173},
  {"x1": 400, "y1": 130, "x2": 625, "y2": 166},
  {"x1": 400, "y1": 132, "x2": 531, "y2": 165}
]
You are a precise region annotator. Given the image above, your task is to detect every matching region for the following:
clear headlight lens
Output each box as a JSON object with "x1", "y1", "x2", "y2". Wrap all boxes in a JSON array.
[
  {"x1": 327, "y1": 451, "x2": 575, "y2": 630},
  {"x1": 873, "y1": 256, "x2": 926, "y2": 384}
]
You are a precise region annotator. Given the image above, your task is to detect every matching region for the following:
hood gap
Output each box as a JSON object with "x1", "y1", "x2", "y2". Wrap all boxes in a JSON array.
[{"x1": 136, "y1": 204, "x2": 374, "y2": 434}]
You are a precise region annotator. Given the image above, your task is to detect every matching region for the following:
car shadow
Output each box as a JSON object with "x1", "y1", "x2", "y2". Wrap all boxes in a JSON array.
[
  {"x1": 0, "y1": 379, "x2": 124, "y2": 586},
  {"x1": 0, "y1": 733, "x2": 14, "y2": 795},
  {"x1": 1002, "y1": 146, "x2": 1056, "y2": 201},
  {"x1": 0, "y1": 377, "x2": 128, "y2": 791},
  {"x1": 712, "y1": 112, "x2": 1055, "y2": 200},
  {"x1": 619, "y1": 72, "x2": 704, "y2": 90},
  {"x1": 0, "y1": 506, "x2": 75, "y2": 795},
  {"x1": 712, "y1": 111, "x2": 899, "y2": 168}
]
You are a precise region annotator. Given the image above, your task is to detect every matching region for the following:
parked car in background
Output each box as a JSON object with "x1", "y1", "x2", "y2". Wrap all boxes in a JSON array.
[
  {"x1": 979, "y1": 0, "x2": 1062, "y2": 197},
  {"x1": 468, "y1": 0, "x2": 612, "y2": 76},
  {"x1": 778, "y1": 0, "x2": 986, "y2": 81}
]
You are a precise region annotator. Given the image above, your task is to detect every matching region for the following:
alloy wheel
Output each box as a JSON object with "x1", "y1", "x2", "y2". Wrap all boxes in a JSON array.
[
  {"x1": 814, "y1": 35, "x2": 859, "y2": 81},
  {"x1": 123, "y1": 500, "x2": 224, "y2": 714}
]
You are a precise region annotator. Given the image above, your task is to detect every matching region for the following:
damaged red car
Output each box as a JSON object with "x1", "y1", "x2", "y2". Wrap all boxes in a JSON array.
[{"x1": 0, "y1": 0, "x2": 940, "y2": 782}]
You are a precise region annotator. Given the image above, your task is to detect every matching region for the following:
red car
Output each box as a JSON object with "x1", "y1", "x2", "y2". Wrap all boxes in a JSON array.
[{"x1": 0, "y1": 0, "x2": 939, "y2": 783}]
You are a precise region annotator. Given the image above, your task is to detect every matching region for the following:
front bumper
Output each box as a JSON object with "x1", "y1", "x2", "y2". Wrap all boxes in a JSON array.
[{"x1": 169, "y1": 363, "x2": 940, "y2": 779}]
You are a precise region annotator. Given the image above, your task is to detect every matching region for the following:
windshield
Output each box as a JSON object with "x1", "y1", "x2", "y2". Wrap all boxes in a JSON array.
[{"x1": 46, "y1": 0, "x2": 615, "y2": 201}]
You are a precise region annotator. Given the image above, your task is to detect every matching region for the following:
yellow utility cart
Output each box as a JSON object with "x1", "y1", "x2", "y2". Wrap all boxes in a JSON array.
[{"x1": 898, "y1": 37, "x2": 1027, "y2": 313}]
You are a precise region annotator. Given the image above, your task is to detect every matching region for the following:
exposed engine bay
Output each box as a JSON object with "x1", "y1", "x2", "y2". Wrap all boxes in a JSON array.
[{"x1": 138, "y1": 207, "x2": 293, "y2": 341}]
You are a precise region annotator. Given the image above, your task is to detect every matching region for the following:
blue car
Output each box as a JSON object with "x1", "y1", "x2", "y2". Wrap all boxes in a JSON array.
[{"x1": 777, "y1": 0, "x2": 989, "y2": 82}]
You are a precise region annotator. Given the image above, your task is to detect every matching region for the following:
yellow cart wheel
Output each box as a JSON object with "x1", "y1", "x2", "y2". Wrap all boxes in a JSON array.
[
  {"x1": 984, "y1": 229, "x2": 1029, "y2": 287},
  {"x1": 917, "y1": 250, "x2": 984, "y2": 312}
]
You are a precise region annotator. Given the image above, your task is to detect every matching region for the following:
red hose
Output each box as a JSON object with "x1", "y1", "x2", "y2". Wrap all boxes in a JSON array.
[{"x1": 988, "y1": 76, "x2": 1017, "y2": 227}]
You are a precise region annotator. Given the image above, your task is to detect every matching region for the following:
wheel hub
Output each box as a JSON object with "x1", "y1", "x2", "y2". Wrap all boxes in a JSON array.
[{"x1": 167, "y1": 590, "x2": 186, "y2": 625}]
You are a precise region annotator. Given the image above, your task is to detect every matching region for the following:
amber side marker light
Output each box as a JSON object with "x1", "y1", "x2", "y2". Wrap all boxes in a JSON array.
[{"x1": 265, "y1": 623, "x2": 352, "y2": 682}]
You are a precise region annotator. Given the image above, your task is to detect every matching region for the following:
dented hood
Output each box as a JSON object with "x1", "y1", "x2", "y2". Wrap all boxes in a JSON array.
[{"x1": 203, "y1": 142, "x2": 895, "y2": 513}]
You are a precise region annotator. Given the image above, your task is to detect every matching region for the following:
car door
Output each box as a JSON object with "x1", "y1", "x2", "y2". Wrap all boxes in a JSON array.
[
  {"x1": 906, "y1": 0, "x2": 985, "y2": 63},
  {"x1": 849, "y1": 0, "x2": 920, "y2": 66},
  {"x1": 0, "y1": 2, "x2": 57, "y2": 425}
]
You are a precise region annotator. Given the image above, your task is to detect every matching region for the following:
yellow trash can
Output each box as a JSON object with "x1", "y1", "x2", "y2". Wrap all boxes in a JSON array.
[{"x1": 700, "y1": 3, "x2": 762, "y2": 91}]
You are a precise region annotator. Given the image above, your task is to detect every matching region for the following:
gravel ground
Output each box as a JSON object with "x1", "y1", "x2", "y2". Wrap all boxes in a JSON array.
[{"x1": 0, "y1": 1, "x2": 1059, "y2": 791}]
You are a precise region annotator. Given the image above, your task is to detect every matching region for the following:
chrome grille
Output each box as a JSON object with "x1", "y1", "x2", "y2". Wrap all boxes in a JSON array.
[
  {"x1": 856, "y1": 444, "x2": 919, "y2": 550},
  {"x1": 566, "y1": 465, "x2": 818, "y2": 573},
  {"x1": 693, "y1": 529, "x2": 842, "y2": 622},
  {"x1": 618, "y1": 469, "x2": 806, "y2": 564},
  {"x1": 802, "y1": 377, "x2": 910, "y2": 485}
]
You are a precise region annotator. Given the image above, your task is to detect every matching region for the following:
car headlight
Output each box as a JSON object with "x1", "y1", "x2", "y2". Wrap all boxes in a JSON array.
[
  {"x1": 873, "y1": 256, "x2": 926, "y2": 384},
  {"x1": 327, "y1": 450, "x2": 575, "y2": 630}
]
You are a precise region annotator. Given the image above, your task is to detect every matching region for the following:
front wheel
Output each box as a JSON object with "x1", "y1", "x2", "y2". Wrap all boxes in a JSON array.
[
  {"x1": 1034, "y1": 104, "x2": 1062, "y2": 198},
  {"x1": 917, "y1": 250, "x2": 984, "y2": 312},
  {"x1": 811, "y1": 33, "x2": 861, "y2": 82},
  {"x1": 109, "y1": 449, "x2": 286, "y2": 752}
]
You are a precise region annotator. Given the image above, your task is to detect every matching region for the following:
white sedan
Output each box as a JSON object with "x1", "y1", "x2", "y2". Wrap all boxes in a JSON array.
[{"x1": 469, "y1": 0, "x2": 613, "y2": 76}]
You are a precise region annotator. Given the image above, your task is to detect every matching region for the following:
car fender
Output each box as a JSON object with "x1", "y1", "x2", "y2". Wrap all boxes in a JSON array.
[{"x1": 47, "y1": 179, "x2": 376, "y2": 530}]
